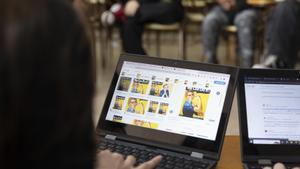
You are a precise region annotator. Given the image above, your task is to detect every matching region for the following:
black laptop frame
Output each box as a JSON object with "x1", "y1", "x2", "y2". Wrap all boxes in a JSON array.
[
  {"x1": 97, "y1": 53, "x2": 238, "y2": 160},
  {"x1": 237, "y1": 68, "x2": 300, "y2": 163}
]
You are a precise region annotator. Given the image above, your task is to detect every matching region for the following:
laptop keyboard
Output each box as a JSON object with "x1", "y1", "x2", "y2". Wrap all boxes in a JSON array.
[{"x1": 97, "y1": 139, "x2": 210, "y2": 169}]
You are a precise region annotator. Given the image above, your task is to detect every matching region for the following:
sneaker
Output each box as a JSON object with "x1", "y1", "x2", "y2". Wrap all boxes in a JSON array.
[
  {"x1": 252, "y1": 55, "x2": 288, "y2": 69},
  {"x1": 101, "y1": 11, "x2": 115, "y2": 27}
]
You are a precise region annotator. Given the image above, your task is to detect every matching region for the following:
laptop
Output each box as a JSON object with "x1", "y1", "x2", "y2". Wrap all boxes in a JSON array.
[
  {"x1": 96, "y1": 53, "x2": 238, "y2": 169},
  {"x1": 237, "y1": 68, "x2": 300, "y2": 169}
]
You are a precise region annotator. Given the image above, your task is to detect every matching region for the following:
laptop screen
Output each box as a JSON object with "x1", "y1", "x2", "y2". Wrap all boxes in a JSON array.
[
  {"x1": 105, "y1": 61, "x2": 230, "y2": 141},
  {"x1": 244, "y1": 77, "x2": 300, "y2": 145}
]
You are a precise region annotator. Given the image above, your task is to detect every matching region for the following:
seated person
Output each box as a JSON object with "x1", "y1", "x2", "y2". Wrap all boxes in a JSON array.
[
  {"x1": 121, "y1": 0, "x2": 184, "y2": 55},
  {"x1": 0, "y1": 0, "x2": 161, "y2": 168},
  {"x1": 202, "y1": 0, "x2": 258, "y2": 67},
  {"x1": 255, "y1": 0, "x2": 300, "y2": 69}
]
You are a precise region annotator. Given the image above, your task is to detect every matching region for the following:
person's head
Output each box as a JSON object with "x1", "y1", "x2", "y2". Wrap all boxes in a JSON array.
[
  {"x1": 0, "y1": 0, "x2": 94, "y2": 168},
  {"x1": 163, "y1": 84, "x2": 168, "y2": 90},
  {"x1": 133, "y1": 81, "x2": 139, "y2": 88},
  {"x1": 186, "y1": 91, "x2": 194, "y2": 100},
  {"x1": 129, "y1": 98, "x2": 137, "y2": 108}
]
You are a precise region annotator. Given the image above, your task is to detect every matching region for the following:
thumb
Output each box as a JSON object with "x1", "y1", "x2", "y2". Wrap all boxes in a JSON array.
[{"x1": 273, "y1": 163, "x2": 286, "y2": 169}]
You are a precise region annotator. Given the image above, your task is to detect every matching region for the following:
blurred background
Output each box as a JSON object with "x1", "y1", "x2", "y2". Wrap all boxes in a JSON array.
[{"x1": 76, "y1": 0, "x2": 300, "y2": 135}]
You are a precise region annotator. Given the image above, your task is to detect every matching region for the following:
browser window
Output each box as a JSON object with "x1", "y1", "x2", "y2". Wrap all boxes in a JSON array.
[
  {"x1": 245, "y1": 77, "x2": 300, "y2": 145},
  {"x1": 105, "y1": 61, "x2": 230, "y2": 141}
]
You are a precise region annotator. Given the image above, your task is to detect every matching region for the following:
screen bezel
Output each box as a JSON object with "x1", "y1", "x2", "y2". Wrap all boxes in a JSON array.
[
  {"x1": 97, "y1": 53, "x2": 238, "y2": 159},
  {"x1": 237, "y1": 68, "x2": 300, "y2": 162}
]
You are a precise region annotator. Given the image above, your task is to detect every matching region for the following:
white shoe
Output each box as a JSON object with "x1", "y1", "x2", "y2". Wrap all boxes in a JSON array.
[{"x1": 252, "y1": 55, "x2": 278, "y2": 69}]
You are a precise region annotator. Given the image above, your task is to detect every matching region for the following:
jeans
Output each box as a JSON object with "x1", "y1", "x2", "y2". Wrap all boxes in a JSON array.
[{"x1": 202, "y1": 6, "x2": 258, "y2": 67}]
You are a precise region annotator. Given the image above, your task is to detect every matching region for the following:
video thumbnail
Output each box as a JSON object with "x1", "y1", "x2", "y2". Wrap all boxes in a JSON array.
[
  {"x1": 159, "y1": 83, "x2": 171, "y2": 98},
  {"x1": 113, "y1": 96, "x2": 125, "y2": 110},
  {"x1": 113, "y1": 115, "x2": 123, "y2": 122},
  {"x1": 130, "y1": 78, "x2": 150, "y2": 94},
  {"x1": 132, "y1": 119, "x2": 159, "y2": 129},
  {"x1": 148, "y1": 101, "x2": 159, "y2": 113},
  {"x1": 158, "y1": 102, "x2": 169, "y2": 115},
  {"x1": 125, "y1": 97, "x2": 148, "y2": 115},
  {"x1": 180, "y1": 87, "x2": 211, "y2": 119},
  {"x1": 117, "y1": 77, "x2": 132, "y2": 92},
  {"x1": 149, "y1": 81, "x2": 163, "y2": 96}
]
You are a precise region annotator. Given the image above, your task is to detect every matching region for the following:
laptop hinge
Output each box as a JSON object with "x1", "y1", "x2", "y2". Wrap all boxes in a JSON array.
[
  {"x1": 258, "y1": 159, "x2": 272, "y2": 165},
  {"x1": 191, "y1": 152, "x2": 204, "y2": 159},
  {"x1": 105, "y1": 134, "x2": 117, "y2": 140}
]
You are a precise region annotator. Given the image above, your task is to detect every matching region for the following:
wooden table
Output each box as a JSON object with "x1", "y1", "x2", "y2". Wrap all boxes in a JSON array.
[{"x1": 217, "y1": 136, "x2": 243, "y2": 169}]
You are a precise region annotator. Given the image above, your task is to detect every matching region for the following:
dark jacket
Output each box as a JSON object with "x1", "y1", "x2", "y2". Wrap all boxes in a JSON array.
[{"x1": 134, "y1": 0, "x2": 184, "y2": 23}]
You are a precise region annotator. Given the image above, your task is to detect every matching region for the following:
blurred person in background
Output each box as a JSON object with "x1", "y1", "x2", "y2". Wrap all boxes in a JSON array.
[
  {"x1": 0, "y1": 0, "x2": 161, "y2": 169},
  {"x1": 121, "y1": 0, "x2": 184, "y2": 55},
  {"x1": 101, "y1": 0, "x2": 183, "y2": 55},
  {"x1": 254, "y1": 0, "x2": 300, "y2": 69},
  {"x1": 202, "y1": 0, "x2": 258, "y2": 67}
]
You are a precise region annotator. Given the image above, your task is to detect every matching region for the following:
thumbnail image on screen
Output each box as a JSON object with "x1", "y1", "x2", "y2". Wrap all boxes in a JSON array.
[
  {"x1": 125, "y1": 97, "x2": 148, "y2": 115},
  {"x1": 148, "y1": 101, "x2": 159, "y2": 113},
  {"x1": 179, "y1": 87, "x2": 211, "y2": 119},
  {"x1": 113, "y1": 96, "x2": 125, "y2": 110},
  {"x1": 158, "y1": 102, "x2": 169, "y2": 115},
  {"x1": 117, "y1": 77, "x2": 132, "y2": 92},
  {"x1": 130, "y1": 78, "x2": 150, "y2": 94}
]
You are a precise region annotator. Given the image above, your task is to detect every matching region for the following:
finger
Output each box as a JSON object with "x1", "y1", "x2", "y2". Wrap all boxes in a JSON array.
[
  {"x1": 123, "y1": 155, "x2": 136, "y2": 168},
  {"x1": 273, "y1": 163, "x2": 286, "y2": 169},
  {"x1": 98, "y1": 149, "x2": 112, "y2": 158},
  {"x1": 135, "y1": 155, "x2": 162, "y2": 169},
  {"x1": 293, "y1": 167, "x2": 300, "y2": 169},
  {"x1": 112, "y1": 152, "x2": 124, "y2": 161},
  {"x1": 263, "y1": 167, "x2": 272, "y2": 169},
  {"x1": 100, "y1": 149, "x2": 111, "y2": 154}
]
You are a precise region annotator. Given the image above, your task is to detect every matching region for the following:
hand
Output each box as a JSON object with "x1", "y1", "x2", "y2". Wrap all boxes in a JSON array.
[
  {"x1": 97, "y1": 150, "x2": 162, "y2": 169},
  {"x1": 263, "y1": 163, "x2": 300, "y2": 169},
  {"x1": 217, "y1": 0, "x2": 236, "y2": 11},
  {"x1": 124, "y1": 0, "x2": 140, "y2": 17}
]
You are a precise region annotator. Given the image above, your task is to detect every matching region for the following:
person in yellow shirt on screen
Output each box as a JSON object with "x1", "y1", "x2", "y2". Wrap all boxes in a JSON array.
[
  {"x1": 134, "y1": 101, "x2": 145, "y2": 114},
  {"x1": 127, "y1": 98, "x2": 137, "y2": 113}
]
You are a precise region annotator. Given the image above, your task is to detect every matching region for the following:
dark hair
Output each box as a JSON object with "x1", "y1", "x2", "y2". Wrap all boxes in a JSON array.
[{"x1": 0, "y1": 0, "x2": 95, "y2": 169}]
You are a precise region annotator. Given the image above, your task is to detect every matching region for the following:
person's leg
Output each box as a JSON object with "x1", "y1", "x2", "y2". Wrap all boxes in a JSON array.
[
  {"x1": 121, "y1": 16, "x2": 146, "y2": 55},
  {"x1": 234, "y1": 9, "x2": 258, "y2": 67},
  {"x1": 137, "y1": 1, "x2": 184, "y2": 24},
  {"x1": 266, "y1": 0, "x2": 300, "y2": 68},
  {"x1": 202, "y1": 6, "x2": 229, "y2": 63},
  {"x1": 121, "y1": 1, "x2": 184, "y2": 55}
]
